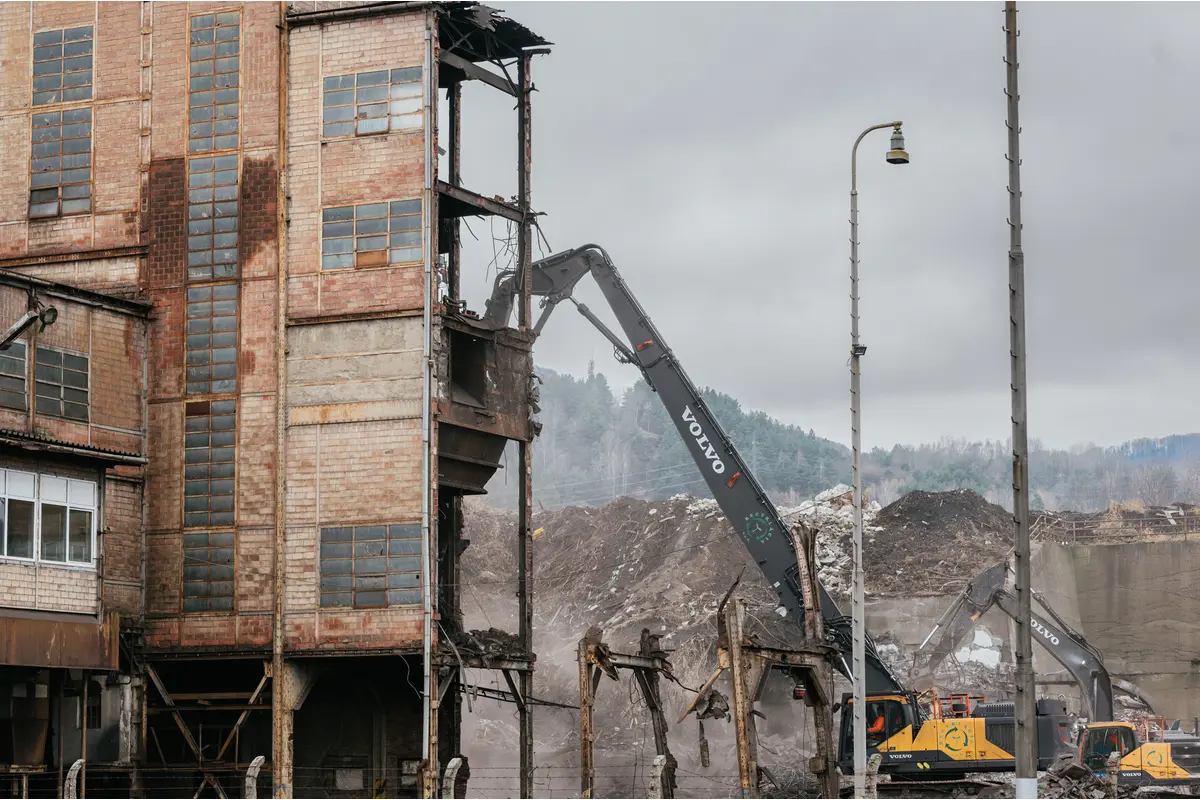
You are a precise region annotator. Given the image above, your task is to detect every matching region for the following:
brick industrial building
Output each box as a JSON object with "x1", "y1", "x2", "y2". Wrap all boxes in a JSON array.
[{"x1": 0, "y1": 2, "x2": 546, "y2": 796}]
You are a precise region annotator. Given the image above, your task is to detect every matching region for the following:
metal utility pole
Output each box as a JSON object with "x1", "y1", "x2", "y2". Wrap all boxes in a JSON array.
[
  {"x1": 849, "y1": 121, "x2": 908, "y2": 798},
  {"x1": 1004, "y1": 3, "x2": 1037, "y2": 798}
]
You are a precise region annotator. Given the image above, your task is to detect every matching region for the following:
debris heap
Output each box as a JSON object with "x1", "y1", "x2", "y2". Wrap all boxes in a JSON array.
[
  {"x1": 866, "y1": 489, "x2": 1014, "y2": 596},
  {"x1": 458, "y1": 486, "x2": 1027, "y2": 797}
]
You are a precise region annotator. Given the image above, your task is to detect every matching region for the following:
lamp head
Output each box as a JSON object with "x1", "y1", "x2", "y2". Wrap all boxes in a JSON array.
[{"x1": 886, "y1": 125, "x2": 909, "y2": 165}]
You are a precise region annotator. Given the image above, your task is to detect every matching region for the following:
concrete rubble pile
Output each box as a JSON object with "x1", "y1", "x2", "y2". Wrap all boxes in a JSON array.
[
  {"x1": 457, "y1": 485, "x2": 1025, "y2": 797},
  {"x1": 1038, "y1": 755, "x2": 1127, "y2": 799}
]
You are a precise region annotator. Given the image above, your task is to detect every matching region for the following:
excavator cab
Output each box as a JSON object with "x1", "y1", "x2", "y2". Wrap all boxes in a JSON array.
[
  {"x1": 1080, "y1": 723, "x2": 1138, "y2": 772},
  {"x1": 837, "y1": 694, "x2": 920, "y2": 763}
]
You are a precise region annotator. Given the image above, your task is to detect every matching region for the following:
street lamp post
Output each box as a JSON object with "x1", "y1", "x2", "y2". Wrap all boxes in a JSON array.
[{"x1": 849, "y1": 120, "x2": 908, "y2": 799}]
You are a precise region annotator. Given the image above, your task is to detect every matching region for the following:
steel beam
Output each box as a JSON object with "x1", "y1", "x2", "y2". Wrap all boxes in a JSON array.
[
  {"x1": 436, "y1": 181, "x2": 523, "y2": 222},
  {"x1": 145, "y1": 664, "x2": 203, "y2": 760},
  {"x1": 439, "y1": 51, "x2": 516, "y2": 96},
  {"x1": 516, "y1": 50, "x2": 535, "y2": 800}
]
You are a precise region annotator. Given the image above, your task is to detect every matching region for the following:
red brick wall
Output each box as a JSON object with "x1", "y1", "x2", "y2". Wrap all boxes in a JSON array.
[
  {"x1": 0, "y1": 2, "x2": 142, "y2": 255},
  {"x1": 285, "y1": 12, "x2": 429, "y2": 321},
  {"x1": 142, "y1": 2, "x2": 283, "y2": 652}
]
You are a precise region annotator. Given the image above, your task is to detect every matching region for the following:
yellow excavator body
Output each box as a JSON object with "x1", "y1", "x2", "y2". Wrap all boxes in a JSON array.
[{"x1": 1082, "y1": 722, "x2": 1199, "y2": 785}]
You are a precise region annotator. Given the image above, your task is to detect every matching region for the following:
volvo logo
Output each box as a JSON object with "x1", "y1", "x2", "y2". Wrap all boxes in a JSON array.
[
  {"x1": 681, "y1": 406, "x2": 726, "y2": 474},
  {"x1": 1031, "y1": 619, "x2": 1060, "y2": 646}
]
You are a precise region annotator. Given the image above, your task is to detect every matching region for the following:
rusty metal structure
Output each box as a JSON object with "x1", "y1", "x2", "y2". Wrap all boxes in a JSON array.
[
  {"x1": 679, "y1": 597, "x2": 839, "y2": 799},
  {"x1": 577, "y1": 628, "x2": 678, "y2": 800}
]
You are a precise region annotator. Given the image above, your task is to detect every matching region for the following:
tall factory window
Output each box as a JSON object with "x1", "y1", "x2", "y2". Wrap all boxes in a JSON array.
[
  {"x1": 320, "y1": 199, "x2": 422, "y2": 270},
  {"x1": 186, "y1": 284, "x2": 238, "y2": 395},
  {"x1": 319, "y1": 524, "x2": 422, "y2": 609},
  {"x1": 38, "y1": 475, "x2": 95, "y2": 564},
  {"x1": 0, "y1": 341, "x2": 28, "y2": 412},
  {"x1": 32, "y1": 26, "x2": 94, "y2": 106},
  {"x1": 182, "y1": 531, "x2": 235, "y2": 612},
  {"x1": 188, "y1": 12, "x2": 240, "y2": 153},
  {"x1": 187, "y1": 155, "x2": 240, "y2": 281},
  {"x1": 29, "y1": 108, "x2": 92, "y2": 218},
  {"x1": 184, "y1": 400, "x2": 236, "y2": 528},
  {"x1": 35, "y1": 346, "x2": 89, "y2": 421},
  {"x1": 322, "y1": 66, "x2": 422, "y2": 138}
]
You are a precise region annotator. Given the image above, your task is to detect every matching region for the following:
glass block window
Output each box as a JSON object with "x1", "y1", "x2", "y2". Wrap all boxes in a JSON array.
[
  {"x1": 322, "y1": 67, "x2": 422, "y2": 138},
  {"x1": 187, "y1": 155, "x2": 240, "y2": 281},
  {"x1": 184, "y1": 400, "x2": 236, "y2": 528},
  {"x1": 186, "y1": 284, "x2": 238, "y2": 395},
  {"x1": 0, "y1": 341, "x2": 27, "y2": 412},
  {"x1": 33, "y1": 475, "x2": 96, "y2": 565},
  {"x1": 32, "y1": 26, "x2": 94, "y2": 106},
  {"x1": 188, "y1": 12, "x2": 240, "y2": 153},
  {"x1": 319, "y1": 524, "x2": 422, "y2": 609},
  {"x1": 30, "y1": 108, "x2": 92, "y2": 218},
  {"x1": 321, "y1": 199, "x2": 422, "y2": 270},
  {"x1": 182, "y1": 531, "x2": 235, "y2": 612},
  {"x1": 35, "y1": 347, "x2": 88, "y2": 422}
]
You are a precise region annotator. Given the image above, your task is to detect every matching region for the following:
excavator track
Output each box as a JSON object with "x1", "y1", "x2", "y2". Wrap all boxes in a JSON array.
[{"x1": 853, "y1": 778, "x2": 1008, "y2": 798}]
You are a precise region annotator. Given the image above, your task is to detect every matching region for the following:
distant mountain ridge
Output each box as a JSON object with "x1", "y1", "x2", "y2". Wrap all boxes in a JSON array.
[{"x1": 482, "y1": 365, "x2": 1200, "y2": 513}]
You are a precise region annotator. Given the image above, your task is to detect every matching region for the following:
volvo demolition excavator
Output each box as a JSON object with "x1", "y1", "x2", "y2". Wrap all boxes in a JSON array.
[
  {"x1": 911, "y1": 556, "x2": 1200, "y2": 786},
  {"x1": 483, "y1": 245, "x2": 1074, "y2": 781}
]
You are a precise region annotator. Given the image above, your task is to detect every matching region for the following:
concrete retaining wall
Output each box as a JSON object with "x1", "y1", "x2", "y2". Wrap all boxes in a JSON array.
[{"x1": 866, "y1": 538, "x2": 1200, "y2": 720}]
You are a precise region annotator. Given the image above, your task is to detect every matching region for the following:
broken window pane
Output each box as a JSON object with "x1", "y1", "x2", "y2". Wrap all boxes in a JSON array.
[
  {"x1": 28, "y1": 108, "x2": 91, "y2": 219},
  {"x1": 32, "y1": 26, "x2": 93, "y2": 106},
  {"x1": 188, "y1": 12, "x2": 239, "y2": 153},
  {"x1": 322, "y1": 66, "x2": 423, "y2": 139},
  {"x1": 319, "y1": 524, "x2": 422, "y2": 608}
]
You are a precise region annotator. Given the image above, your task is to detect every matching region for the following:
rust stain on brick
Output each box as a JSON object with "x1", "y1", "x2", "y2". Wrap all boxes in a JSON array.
[
  {"x1": 147, "y1": 157, "x2": 187, "y2": 290},
  {"x1": 240, "y1": 154, "x2": 279, "y2": 268},
  {"x1": 241, "y1": 346, "x2": 257, "y2": 377}
]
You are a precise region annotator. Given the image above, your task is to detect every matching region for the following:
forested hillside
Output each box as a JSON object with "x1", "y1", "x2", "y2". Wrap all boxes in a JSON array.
[{"x1": 483, "y1": 365, "x2": 1200, "y2": 512}]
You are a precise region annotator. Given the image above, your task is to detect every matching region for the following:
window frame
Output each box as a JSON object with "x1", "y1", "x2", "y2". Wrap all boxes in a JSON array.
[
  {"x1": 185, "y1": 282, "x2": 239, "y2": 395},
  {"x1": 319, "y1": 198, "x2": 424, "y2": 271},
  {"x1": 0, "y1": 469, "x2": 98, "y2": 570},
  {"x1": 29, "y1": 107, "x2": 93, "y2": 220},
  {"x1": 183, "y1": 400, "x2": 237, "y2": 529},
  {"x1": 187, "y1": 11, "x2": 242, "y2": 155},
  {"x1": 181, "y1": 530, "x2": 235, "y2": 613},
  {"x1": 318, "y1": 523, "x2": 422, "y2": 610},
  {"x1": 186, "y1": 155, "x2": 242, "y2": 282},
  {"x1": 31, "y1": 25, "x2": 95, "y2": 107},
  {"x1": 0, "y1": 339, "x2": 29, "y2": 413},
  {"x1": 321, "y1": 66, "x2": 424, "y2": 140},
  {"x1": 34, "y1": 345, "x2": 90, "y2": 422}
]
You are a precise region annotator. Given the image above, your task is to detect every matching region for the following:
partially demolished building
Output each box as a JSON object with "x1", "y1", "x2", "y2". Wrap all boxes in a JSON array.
[{"x1": 0, "y1": 2, "x2": 546, "y2": 796}]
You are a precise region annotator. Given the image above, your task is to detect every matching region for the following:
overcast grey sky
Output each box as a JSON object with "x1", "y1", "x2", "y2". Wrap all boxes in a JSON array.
[{"x1": 448, "y1": 1, "x2": 1200, "y2": 451}]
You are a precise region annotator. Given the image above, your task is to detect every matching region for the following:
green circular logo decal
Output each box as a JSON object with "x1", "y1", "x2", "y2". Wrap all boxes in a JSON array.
[{"x1": 743, "y1": 512, "x2": 775, "y2": 544}]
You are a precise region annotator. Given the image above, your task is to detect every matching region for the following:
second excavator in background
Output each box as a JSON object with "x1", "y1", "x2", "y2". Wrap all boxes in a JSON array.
[{"x1": 912, "y1": 554, "x2": 1200, "y2": 786}]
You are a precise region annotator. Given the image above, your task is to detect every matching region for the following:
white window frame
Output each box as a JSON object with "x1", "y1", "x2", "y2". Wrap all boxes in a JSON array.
[{"x1": 0, "y1": 469, "x2": 98, "y2": 570}]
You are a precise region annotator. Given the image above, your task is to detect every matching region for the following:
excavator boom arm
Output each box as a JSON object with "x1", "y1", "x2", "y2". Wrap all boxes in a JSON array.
[
  {"x1": 496, "y1": 245, "x2": 905, "y2": 694},
  {"x1": 912, "y1": 556, "x2": 1116, "y2": 721}
]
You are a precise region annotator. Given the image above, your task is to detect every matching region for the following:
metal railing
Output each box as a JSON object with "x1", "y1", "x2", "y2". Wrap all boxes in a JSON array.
[{"x1": 1032, "y1": 513, "x2": 1200, "y2": 545}]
